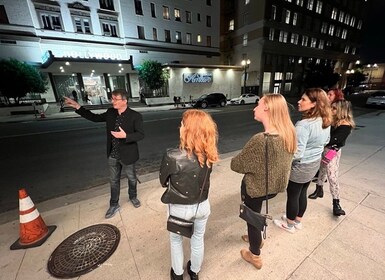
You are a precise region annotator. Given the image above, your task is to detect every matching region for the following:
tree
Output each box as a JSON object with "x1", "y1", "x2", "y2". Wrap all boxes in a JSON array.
[
  {"x1": 137, "y1": 60, "x2": 169, "y2": 91},
  {"x1": 303, "y1": 63, "x2": 341, "y2": 89},
  {"x1": 0, "y1": 58, "x2": 47, "y2": 104}
]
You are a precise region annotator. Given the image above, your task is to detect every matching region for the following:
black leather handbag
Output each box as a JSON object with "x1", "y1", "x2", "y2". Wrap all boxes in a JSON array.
[
  {"x1": 239, "y1": 134, "x2": 272, "y2": 238},
  {"x1": 166, "y1": 168, "x2": 209, "y2": 238}
]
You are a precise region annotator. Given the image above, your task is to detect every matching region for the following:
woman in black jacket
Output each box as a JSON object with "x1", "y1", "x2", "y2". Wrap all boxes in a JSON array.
[{"x1": 159, "y1": 109, "x2": 219, "y2": 280}]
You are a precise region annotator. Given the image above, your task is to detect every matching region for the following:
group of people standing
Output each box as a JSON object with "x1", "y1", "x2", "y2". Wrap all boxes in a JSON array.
[{"x1": 65, "y1": 87, "x2": 355, "y2": 279}]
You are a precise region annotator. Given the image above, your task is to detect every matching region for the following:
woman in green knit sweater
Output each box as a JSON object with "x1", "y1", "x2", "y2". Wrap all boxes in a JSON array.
[{"x1": 231, "y1": 94, "x2": 297, "y2": 270}]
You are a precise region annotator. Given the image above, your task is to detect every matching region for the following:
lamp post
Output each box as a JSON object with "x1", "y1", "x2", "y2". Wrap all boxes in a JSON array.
[
  {"x1": 367, "y1": 63, "x2": 378, "y2": 89},
  {"x1": 241, "y1": 59, "x2": 251, "y2": 95}
]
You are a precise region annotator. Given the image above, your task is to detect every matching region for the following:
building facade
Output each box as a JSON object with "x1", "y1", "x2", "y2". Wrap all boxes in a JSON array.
[
  {"x1": 220, "y1": 0, "x2": 369, "y2": 96},
  {"x1": 0, "y1": 0, "x2": 242, "y2": 105}
]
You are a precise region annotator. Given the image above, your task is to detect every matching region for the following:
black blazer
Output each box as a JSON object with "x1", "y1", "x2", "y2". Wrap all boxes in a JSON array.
[{"x1": 76, "y1": 106, "x2": 145, "y2": 165}]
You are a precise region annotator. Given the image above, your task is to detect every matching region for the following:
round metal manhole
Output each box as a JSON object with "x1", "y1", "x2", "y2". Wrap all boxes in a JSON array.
[{"x1": 47, "y1": 224, "x2": 120, "y2": 278}]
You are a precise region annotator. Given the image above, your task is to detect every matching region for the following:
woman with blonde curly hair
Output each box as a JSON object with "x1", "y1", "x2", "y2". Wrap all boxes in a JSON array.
[
  {"x1": 274, "y1": 88, "x2": 332, "y2": 233},
  {"x1": 160, "y1": 109, "x2": 219, "y2": 280}
]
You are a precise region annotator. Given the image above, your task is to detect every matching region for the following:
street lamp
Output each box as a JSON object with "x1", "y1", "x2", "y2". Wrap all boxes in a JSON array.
[
  {"x1": 241, "y1": 59, "x2": 251, "y2": 95},
  {"x1": 366, "y1": 63, "x2": 378, "y2": 89}
]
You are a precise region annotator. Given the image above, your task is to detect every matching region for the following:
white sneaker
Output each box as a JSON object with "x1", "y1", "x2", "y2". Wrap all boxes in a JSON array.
[
  {"x1": 274, "y1": 219, "x2": 296, "y2": 233},
  {"x1": 281, "y1": 214, "x2": 303, "y2": 230}
]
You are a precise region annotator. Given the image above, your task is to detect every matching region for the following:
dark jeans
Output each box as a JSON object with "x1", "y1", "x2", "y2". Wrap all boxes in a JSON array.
[
  {"x1": 241, "y1": 181, "x2": 276, "y2": 256},
  {"x1": 108, "y1": 157, "x2": 138, "y2": 206},
  {"x1": 286, "y1": 180, "x2": 311, "y2": 220}
]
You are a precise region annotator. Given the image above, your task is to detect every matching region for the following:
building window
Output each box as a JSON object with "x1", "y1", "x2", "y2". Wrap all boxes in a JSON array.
[
  {"x1": 302, "y1": 35, "x2": 308, "y2": 46},
  {"x1": 328, "y1": 24, "x2": 334, "y2": 36},
  {"x1": 285, "y1": 83, "x2": 292, "y2": 91},
  {"x1": 163, "y1": 6, "x2": 170, "y2": 20},
  {"x1": 339, "y1": 11, "x2": 344, "y2": 22},
  {"x1": 321, "y1": 22, "x2": 327, "y2": 33},
  {"x1": 197, "y1": 13, "x2": 201, "y2": 22},
  {"x1": 174, "y1": 8, "x2": 181, "y2": 21},
  {"x1": 41, "y1": 14, "x2": 62, "y2": 30},
  {"x1": 74, "y1": 17, "x2": 91, "y2": 34},
  {"x1": 175, "y1": 31, "x2": 182, "y2": 43},
  {"x1": 243, "y1": 33, "x2": 248, "y2": 46},
  {"x1": 310, "y1": 37, "x2": 317, "y2": 47},
  {"x1": 296, "y1": 0, "x2": 304, "y2": 6},
  {"x1": 285, "y1": 10, "x2": 291, "y2": 24},
  {"x1": 197, "y1": 34, "x2": 201, "y2": 43},
  {"x1": 279, "y1": 31, "x2": 288, "y2": 43},
  {"x1": 269, "y1": 28, "x2": 275, "y2": 40},
  {"x1": 229, "y1": 19, "x2": 234, "y2": 31},
  {"x1": 293, "y1": 13, "x2": 298, "y2": 26},
  {"x1": 341, "y1": 29, "x2": 347, "y2": 39},
  {"x1": 186, "y1": 11, "x2": 191, "y2": 23},
  {"x1": 100, "y1": 0, "x2": 114, "y2": 11},
  {"x1": 206, "y1": 15, "x2": 211, "y2": 27},
  {"x1": 331, "y1": 8, "x2": 337, "y2": 19},
  {"x1": 344, "y1": 14, "x2": 350, "y2": 25},
  {"x1": 286, "y1": 72, "x2": 293, "y2": 80},
  {"x1": 316, "y1": 1, "x2": 323, "y2": 14},
  {"x1": 134, "y1": 0, "x2": 143, "y2": 15},
  {"x1": 165, "y1": 30, "x2": 171, "y2": 42},
  {"x1": 186, "y1": 33, "x2": 192, "y2": 44},
  {"x1": 335, "y1": 27, "x2": 341, "y2": 37},
  {"x1": 0, "y1": 5, "x2": 9, "y2": 24},
  {"x1": 243, "y1": 13, "x2": 249, "y2": 25},
  {"x1": 307, "y1": 0, "x2": 314, "y2": 10},
  {"x1": 153, "y1": 27, "x2": 157, "y2": 40},
  {"x1": 291, "y1": 33, "x2": 299, "y2": 44},
  {"x1": 150, "y1": 3, "x2": 156, "y2": 18},
  {"x1": 352, "y1": 47, "x2": 356, "y2": 55},
  {"x1": 318, "y1": 39, "x2": 324, "y2": 49},
  {"x1": 357, "y1": 20, "x2": 362, "y2": 30},
  {"x1": 102, "y1": 22, "x2": 118, "y2": 37},
  {"x1": 316, "y1": 58, "x2": 320, "y2": 64},
  {"x1": 350, "y1": 16, "x2": 356, "y2": 27},
  {"x1": 245, "y1": 0, "x2": 250, "y2": 4},
  {"x1": 271, "y1": 5, "x2": 276, "y2": 20},
  {"x1": 262, "y1": 72, "x2": 271, "y2": 93},
  {"x1": 344, "y1": 46, "x2": 349, "y2": 53},
  {"x1": 137, "y1": 26, "x2": 145, "y2": 39},
  {"x1": 206, "y1": 0, "x2": 212, "y2": 6},
  {"x1": 207, "y1": 36, "x2": 211, "y2": 47},
  {"x1": 275, "y1": 72, "x2": 283, "y2": 80},
  {"x1": 298, "y1": 57, "x2": 303, "y2": 64}
]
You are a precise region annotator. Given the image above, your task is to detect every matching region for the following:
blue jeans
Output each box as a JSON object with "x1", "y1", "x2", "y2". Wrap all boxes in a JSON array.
[
  {"x1": 108, "y1": 157, "x2": 137, "y2": 206},
  {"x1": 169, "y1": 199, "x2": 210, "y2": 275}
]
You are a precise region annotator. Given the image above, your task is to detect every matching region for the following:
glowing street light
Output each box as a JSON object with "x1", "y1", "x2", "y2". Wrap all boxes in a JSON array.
[{"x1": 241, "y1": 59, "x2": 251, "y2": 95}]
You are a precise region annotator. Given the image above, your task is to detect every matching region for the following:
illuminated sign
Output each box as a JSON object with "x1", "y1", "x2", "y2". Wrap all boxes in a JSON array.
[
  {"x1": 183, "y1": 73, "x2": 213, "y2": 83},
  {"x1": 61, "y1": 50, "x2": 124, "y2": 60}
]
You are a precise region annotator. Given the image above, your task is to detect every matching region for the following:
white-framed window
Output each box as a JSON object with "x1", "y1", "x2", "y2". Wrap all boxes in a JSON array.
[
  {"x1": 344, "y1": 14, "x2": 350, "y2": 25},
  {"x1": 293, "y1": 12, "x2": 298, "y2": 26},
  {"x1": 316, "y1": 1, "x2": 323, "y2": 14},
  {"x1": 331, "y1": 8, "x2": 337, "y2": 19},
  {"x1": 328, "y1": 24, "x2": 334, "y2": 36},
  {"x1": 307, "y1": 0, "x2": 314, "y2": 10},
  {"x1": 341, "y1": 29, "x2": 347, "y2": 39},
  {"x1": 40, "y1": 13, "x2": 62, "y2": 30},
  {"x1": 279, "y1": 31, "x2": 288, "y2": 43},
  {"x1": 321, "y1": 22, "x2": 328, "y2": 33},
  {"x1": 207, "y1": 35, "x2": 211, "y2": 47},
  {"x1": 165, "y1": 29, "x2": 171, "y2": 42},
  {"x1": 357, "y1": 20, "x2": 362, "y2": 30},
  {"x1": 339, "y1": 11, "x2": 344, "y2": 22},
  {"x1": 302, "y1": 35, "x2": 308, "y2": 46},
  {"x1": 137, "y1": 25, "x2": 145, "y2": 39},
  {"x1": 206, "y1": 15, "x2": 211, "y2": 27},
  {"x1": 229, "y1": 19, "x2": 234, "y2": 31},
  {"x1": 318, "y1": 39, "x2": 324, "y2": 49},
  {"x1": 197, "y1": 34, "x2": 201, "y2": 43},
  {"x1": 174, "y1": 8, "x2": 181, "y2": 21},
  {"x1": 100, "y1": 0, "x2": 115, "y2": 11},
  {"x1": 243, "y1": 33, "x2": 248, "y2": 46},
  {"x1": 269, "y1": 28, "x2": 275, "y2": 40},
  {"x1": 150, "y1": 3, "x2": 156, "y2": 18},
  {"x1": 286, "y1": 72, "x2": 293, "y2": 80},
  {"x1": 152, "y1": 27, "x2": 157, "y2": 40},
  {"x1": 271, "y1": 5, "x2": 276, "y2": 20},
  {"x1": 262, "y1": 72, "x2": 271, "y2": 93},
  {"x1": 291, "y1": 33, "x2": 299, "y2": 44},
  {"x1": 101, "y1": 21, "x2": 118, "y2": 37},
  {"x1": 186, "y1": 33, "x2": 192, "y2": 44},
  {"x1": 175, "y1": 31, "x2": 181, "y2": 43},
  {"x1": 296, "y1": 0, "x2": 304, "y2": 7},
  {"x1": 275, "y1": 72, "x2": 283, "y2": 80},
  {"x1": 186, "y1": 11, "x2": 191, "y2": 23},
  {"x1": 134, "y1": 0, "x2": 143, "y2": 15},
  {"x1": 350, "y1": 16, "x2": 356, "y2": 27},
  {"x1": 74, "y1": 17, "x2": 92, "y2": 34},
  {"x1": 285, "y1": 9, "x2": 291, "y2": 24},
  {"x1": 310, "y1": 37, "x2": 317, "y2": 48},
  {"x1": 344, "y1": 46, "x2": 350, "y2": 53},
  {"x1": 163, "y1": 6, "x2": 170, "y2": 20}
]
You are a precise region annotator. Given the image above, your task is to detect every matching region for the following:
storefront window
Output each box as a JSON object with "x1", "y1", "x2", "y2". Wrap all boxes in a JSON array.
[
  {"x1": 53, "y1": 75, "x2": 81, "y2": 102},
  {"x1": 109, "y1": 76, "x2": 126, "y2": 92},
  {"x1": 83, "y1": 75, "x2": 108, "y2": 105}
]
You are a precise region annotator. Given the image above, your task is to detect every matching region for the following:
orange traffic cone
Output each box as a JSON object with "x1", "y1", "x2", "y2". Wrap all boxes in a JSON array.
[{"x1": 10, "y1": 188, "x2": 56, "y2": 250}]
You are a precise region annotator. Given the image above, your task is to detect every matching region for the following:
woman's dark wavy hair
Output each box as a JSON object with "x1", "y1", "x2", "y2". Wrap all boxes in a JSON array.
[{"x1": 302, "y1": 88, "x2": 332, "y2": 129}]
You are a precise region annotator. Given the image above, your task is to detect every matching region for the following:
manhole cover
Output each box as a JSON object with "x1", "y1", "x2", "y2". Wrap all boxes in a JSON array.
[{"x1": 47, "y1": 224, "x2": 120, "y2": 278}]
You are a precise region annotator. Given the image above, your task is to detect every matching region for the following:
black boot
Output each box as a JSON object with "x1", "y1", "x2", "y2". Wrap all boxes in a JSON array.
[
  {"x1": 187, "y1": 260, "x2": 199, "y2": 280},
  {"x1": 170, "y1": 268, "x2": 183, "y2": 280},
  {"x1": 308, "y1": 185, "x2": 324, "y2": 199},
  {"x1": 333, "y1": 199, "x2": 346, "y2": 216}
]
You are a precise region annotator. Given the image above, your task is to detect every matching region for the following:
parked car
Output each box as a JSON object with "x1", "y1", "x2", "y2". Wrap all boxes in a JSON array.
[
  {"x1": 230, "y1": 94, "x2": 260, "y2": 105},
  {"x1": 366, "y1": 91, "x2": 385, "y2": 107},
  {"x1": 191, "y1": 93, "x2": 227, "y2": 108}
]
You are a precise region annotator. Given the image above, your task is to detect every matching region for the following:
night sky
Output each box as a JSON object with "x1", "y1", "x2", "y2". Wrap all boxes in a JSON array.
[{"x1": 359, "y1": 0, "x2": 385, "y2": 63}]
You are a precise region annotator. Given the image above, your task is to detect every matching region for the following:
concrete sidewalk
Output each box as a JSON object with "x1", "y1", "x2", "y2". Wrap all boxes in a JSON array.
[{"x1": 0, "y1": 111, "x2": 385, "y2": 279}]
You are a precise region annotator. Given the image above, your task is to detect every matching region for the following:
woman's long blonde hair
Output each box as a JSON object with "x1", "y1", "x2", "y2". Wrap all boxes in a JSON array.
[
  {"x1": 302, "y1": 88, "x2": 332, "y2": 129},
  {"x1": 179, "y1": 109, "x2": 219, "y2": 167},
  {"x1": 263, "y1": 94, "x2": 297, "y2": 154},
  {"x1": 332, "y1": 100, "x2": 356, "y2": 128}
]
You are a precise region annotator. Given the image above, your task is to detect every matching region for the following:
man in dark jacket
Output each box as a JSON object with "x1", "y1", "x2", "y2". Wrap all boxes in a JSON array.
[{"x1": 64, "y1": 89, "x2": 144, "y2": 218}]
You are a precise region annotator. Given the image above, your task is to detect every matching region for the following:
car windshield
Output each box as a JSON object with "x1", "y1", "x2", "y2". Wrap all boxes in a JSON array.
[{"x1": 199, "y1": 94, "x2": 208, "y2": 98}]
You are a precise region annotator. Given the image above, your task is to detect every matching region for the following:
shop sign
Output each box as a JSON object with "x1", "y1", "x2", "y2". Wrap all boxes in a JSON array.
[
  {"x1": 183, "y1": 73, "x2": 213, "y2": 83},
  {"x1": 61, "y1": 50, "x2": 124, "y2": 60}
]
